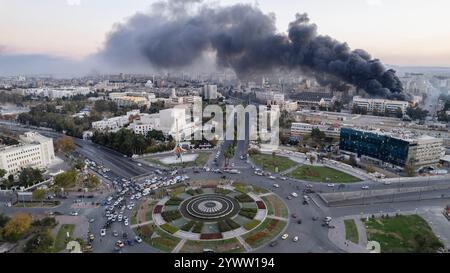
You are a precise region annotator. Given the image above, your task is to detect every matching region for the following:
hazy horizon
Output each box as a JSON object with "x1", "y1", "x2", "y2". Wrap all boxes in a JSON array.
[{"x1": 1, "y1": 0, "x2": 450, "y2": 76}]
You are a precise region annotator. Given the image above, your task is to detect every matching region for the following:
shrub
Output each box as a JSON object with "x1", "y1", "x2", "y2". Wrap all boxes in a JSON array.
[
  {"x1": 215, "y1": 188, "x2": 231, "y2": 195},
  {"x1": 192, "y1": 222, "x2": 203, "y2": 233},
  {"x1": 218, "y1": 221, "x2": 232, "y2": 232},
  {"x1": 239, "y1": 208, "x2": 257, "y2": 219},
  {"x1": 226, "y1": 218, "x2": 240, "y2": 229},
  {"x1": 165, "y1": 197, "x2": 183, "y2": 206},
  {"x1": 161, "y1": 210, "x2": 182, "y2": 222},
  {"x1": 235, "y1": 193, "x2": 253, "y2": 203},
  {"x1": 181, "y1": 221, "x2": 195, "y2": 232}
]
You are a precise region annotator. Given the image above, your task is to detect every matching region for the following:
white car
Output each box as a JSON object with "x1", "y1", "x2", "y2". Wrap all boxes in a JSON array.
[
  {"x1": 281, "y1": 234, "x2": 289, "y2": 240},
  {"x1": 361, "y1": 186, "x2": 370, "y2": 190},
  {"x1": 100, "y1": 229, "x2": 106, "y2": 237},
  {"x1": 293, "y1": 236, "x2": 299, "y2": 242},
  {"x1": 273, "y1": 184, "x2": 280, "y2": 188},
  {"x1": 70, "y1": 211, "x2": 79, "y2": 216},
  {"x1": 327, "y1": 184, "x2": 335, "y2": 187},
  {"x1": 291, "y1": 192, "x2": 298, "y2": 198},
  {"x1": 280, "y1": 177, "x2": 287, "y2": 181},
  {"x1": 124, "y1": 220, "x2": 129, "y2": 226},
  {"x1": 383, "y1": 181, "x2": 391, "y2": 185},
  {"x1": 269, "y1": 176, "x2": 276, "y2": 180}
]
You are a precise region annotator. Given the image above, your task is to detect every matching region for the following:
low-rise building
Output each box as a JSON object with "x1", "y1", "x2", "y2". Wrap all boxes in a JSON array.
[
  {"x1": 291, "y1": 122, "x2": 341, "y2": 138},
  {"x1": 352, "y1": 96, "x2": 410, "y2": 114},
  {"x1": 0, "y1": 132, "x2": 55, "y2": 177}
]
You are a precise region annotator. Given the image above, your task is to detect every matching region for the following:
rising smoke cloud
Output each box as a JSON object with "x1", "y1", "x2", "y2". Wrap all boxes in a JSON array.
[{"x1": 100, "y1": 0, "x2": 406, "y2": 99}]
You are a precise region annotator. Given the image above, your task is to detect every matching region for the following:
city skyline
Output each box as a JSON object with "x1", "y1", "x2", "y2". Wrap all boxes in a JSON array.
[{"x1": 0, "y1": 0, "x2": 450, "y2": 67}]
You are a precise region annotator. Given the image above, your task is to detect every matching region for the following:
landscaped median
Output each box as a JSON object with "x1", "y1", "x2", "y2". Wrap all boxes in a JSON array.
[
  {"x1": 344, "y1": 219, "x2": 359, "y2": 244},
  {"x1": 287, "y1": 165, "x2": 361, "y2": 183}
]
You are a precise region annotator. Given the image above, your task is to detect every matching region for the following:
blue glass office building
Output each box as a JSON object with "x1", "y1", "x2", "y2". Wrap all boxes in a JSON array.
[{"x1": 339, "y1": 128, "x2": 410, "y2": 166}]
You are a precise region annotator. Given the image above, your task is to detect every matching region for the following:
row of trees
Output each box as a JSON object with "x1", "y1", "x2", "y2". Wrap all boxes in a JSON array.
[
  {"x1": 18, "y1": 103, "x2": 93, "y2": 138},
  {"x1": 91, "y1": 128, "x2": 176, "y2": 156},
  {"x1": 0, "y1": 167, "x2": 44, "y2": 189}
]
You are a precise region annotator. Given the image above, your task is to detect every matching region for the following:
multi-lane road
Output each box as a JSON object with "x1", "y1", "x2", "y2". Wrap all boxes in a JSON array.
[{"x1": 2, "y1": 119, "x2": 450, "y2": 253}]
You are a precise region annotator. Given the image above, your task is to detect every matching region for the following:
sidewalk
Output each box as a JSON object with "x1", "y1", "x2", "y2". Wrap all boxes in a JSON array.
[{"x1": 328, "y1": 216, "x2": 368, "y2": 253}]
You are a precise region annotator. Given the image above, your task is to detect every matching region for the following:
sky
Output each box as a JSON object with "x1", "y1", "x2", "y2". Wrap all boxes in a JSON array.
[{"x1": 0, "y1": 0, "x2": 450, "y2": 66}]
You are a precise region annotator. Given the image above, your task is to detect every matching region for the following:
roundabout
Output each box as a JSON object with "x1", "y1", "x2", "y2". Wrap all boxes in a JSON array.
[
  {"x1": 133, "y1": 180, "x2": 290, "y2": 253},
  {"x1": 181, "y1": 194, "x2": 240, "y2": 221}
]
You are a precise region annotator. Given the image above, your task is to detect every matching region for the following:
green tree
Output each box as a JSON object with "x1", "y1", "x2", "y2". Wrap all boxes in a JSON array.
[
  {"x1": 0, "y1": 169, "x2": 6, "y2": 178},
  {"x1": 0, "y1": 213, "x2": 10, "y2": 228},
  {"x1": 54, "y1": 170, "x2": 78, "y2": 188},
  {"x1": 18, "y1": 168, "x2": 44, "y2": 187},
  {"x1": 24, "y1": 229, "x2": 54, "y2": 253},
  {"x1": 32, "y1": 189, "x2": 47, "y2": 206}
]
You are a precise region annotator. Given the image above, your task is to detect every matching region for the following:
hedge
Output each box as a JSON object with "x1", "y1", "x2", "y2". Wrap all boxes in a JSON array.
[
  {"x1": 235, "y1": 193, "x2": 254, "y2": 203},
  {"x1": 165, "y1": 197, "x2": 184, "y2": 206},
  {"x1": 192, "y1": 222, "x2": 204, "y2": 233},
  {"x1": 239, "y1": 208, "x2": 257, "y2": 219},
  {"x1": 181, "y1": 221, "x2": 195, "y2": 232},
  {"x1": 161, "y1": 210, "x2": 182, "y2": 222}
]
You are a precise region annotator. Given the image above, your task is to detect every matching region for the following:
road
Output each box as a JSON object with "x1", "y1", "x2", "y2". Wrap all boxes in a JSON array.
[{"x1": 2, "y1": 118, "x2": 450, "y2": 253}]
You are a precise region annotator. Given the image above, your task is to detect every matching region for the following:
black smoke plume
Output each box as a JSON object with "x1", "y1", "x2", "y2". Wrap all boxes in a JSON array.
[{"x1": 100, "y1": 0, "x2": 406, "y2": 99}]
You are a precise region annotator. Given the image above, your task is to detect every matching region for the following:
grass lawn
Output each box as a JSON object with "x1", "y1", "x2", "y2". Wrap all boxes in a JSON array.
[
  {"x1": 287, "y1": 165, "x2": 360, "y2": 183},
  {"x1": 262, "y1": 195, "x2": 288, "y2": 218},
  {"x1": 54, "y1": 224, "x2": 75, "y2": 252},
  {"x1": 365, "y1": 215, "x2": 444, "y2": 253},
  {"x1": 344, "y1": 219, "x2": 359, "y2": 244},
  {"x1": 180, "y1": 238, "x2": 244, "y2": 253},
  {"x1": 134, "y1": 225, "x2": 181, "y2": 252},
  {"x1": 250, "y1": 154, "x2": 297, "y2": 173},
  {"x1": 242, "y1": 218, "x2": 287, "y2": 248},
  {"x1": 130, "y1": 206, "x2": 138, "y2": 225}
]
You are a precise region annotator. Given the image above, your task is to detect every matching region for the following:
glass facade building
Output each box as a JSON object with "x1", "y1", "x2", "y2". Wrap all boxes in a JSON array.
[{"x1": 339, "y1": 128, "x2": 410, "y2": 166}]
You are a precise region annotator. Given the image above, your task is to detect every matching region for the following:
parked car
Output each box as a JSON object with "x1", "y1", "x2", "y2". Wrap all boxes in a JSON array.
[
  {"x1": 281, "y1": 234, "x2": 289, "y2": 240},
  {"x1": 269, "y1": 241, "x2": 278, "y2": 247},
  {"x1": 293, "y1": 236, "x2": 299, "y2": 242},
  {"x1": 100, "y1": 229, "x2": 106, "y2": 237}
]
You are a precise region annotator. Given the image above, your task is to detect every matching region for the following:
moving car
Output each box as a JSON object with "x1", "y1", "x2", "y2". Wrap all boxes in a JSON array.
[
  {"x1": 361, "y1": 186, "x2": 370, "y2": 190},
  {"x1": 293, "y1": 236, "x2": 299, "y2": 242},
  {"x1": 273, "y1": 184, "x2": 280, "y2": 188},
  {"x1": 134, "y1": 236, "x2": 143, "y2": 243}
]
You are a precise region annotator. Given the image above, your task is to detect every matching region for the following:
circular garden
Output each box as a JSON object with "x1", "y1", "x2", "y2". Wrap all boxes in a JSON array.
[{"x1": 133, "y1": 181, "x2": 289, "y2": 253}]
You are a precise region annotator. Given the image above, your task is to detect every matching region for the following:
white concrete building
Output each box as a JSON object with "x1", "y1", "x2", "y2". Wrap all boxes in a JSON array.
[
  {"x1": 352, "y1": 96, "x2": 409, "y2": 114},
  {"x1": 408, "y1": 136, "x2": 445, "y2": 166},
  {"x1": 291, "y1": 122, "x2": 341, "y2": 137},
  {"x1": 0, "y1": 132, "x2": 55, "y2": 177}
]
